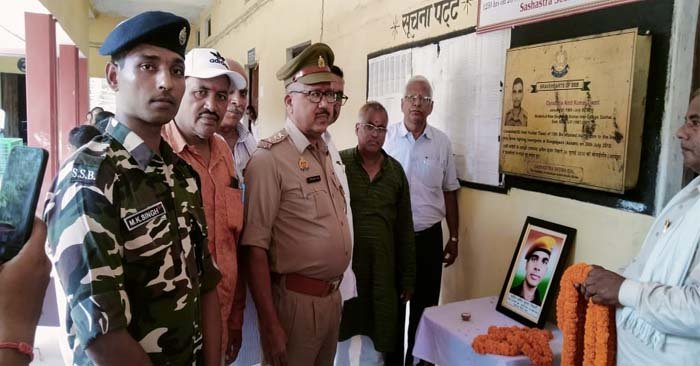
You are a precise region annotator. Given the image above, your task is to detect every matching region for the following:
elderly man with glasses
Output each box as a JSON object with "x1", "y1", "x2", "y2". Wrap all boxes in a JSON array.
[
  {"x1": 336, "y1": 101, "x2": 416, "y2": 366},
  {"x1": 384, "y1": 75, "x2": 461, "y2": 365}
]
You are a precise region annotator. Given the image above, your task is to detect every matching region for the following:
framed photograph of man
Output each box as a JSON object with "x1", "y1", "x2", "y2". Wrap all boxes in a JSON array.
[{"x1": 496, "y1": 217, "x2": 576, "y2": 328}]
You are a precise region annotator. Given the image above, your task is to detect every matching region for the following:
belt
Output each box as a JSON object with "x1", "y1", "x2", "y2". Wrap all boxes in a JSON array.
[{"x1": 272, "y1": 273, "x2": 342, "y2": 297}]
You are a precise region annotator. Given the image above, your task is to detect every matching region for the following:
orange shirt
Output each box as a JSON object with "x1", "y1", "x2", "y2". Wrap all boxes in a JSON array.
[{"x1": 162, "y1": 121, "x2": 245, "y2": 347}]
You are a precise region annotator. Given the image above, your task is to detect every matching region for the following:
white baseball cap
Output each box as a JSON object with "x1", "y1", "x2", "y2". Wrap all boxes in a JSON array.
[{"x1": 184, "y1": 48, "x2": 247, "y2": 91}]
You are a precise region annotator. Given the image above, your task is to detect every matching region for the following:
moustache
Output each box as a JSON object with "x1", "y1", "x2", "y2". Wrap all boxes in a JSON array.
[
  {"x1": 227, "y1": 105, "x2": 245, "y2": 114},
  {"x1": 198, "y1": 111, "x2": 220, "y2": 121}
]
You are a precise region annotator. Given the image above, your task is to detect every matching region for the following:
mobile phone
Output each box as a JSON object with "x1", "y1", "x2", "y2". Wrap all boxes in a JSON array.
[{"x1": 0, "y1": 146, "x2": 48, "y2": 262}]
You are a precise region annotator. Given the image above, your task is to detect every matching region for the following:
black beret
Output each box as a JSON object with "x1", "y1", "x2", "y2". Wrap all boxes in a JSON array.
[{"x1": 99, "y1": 11, "x2": 190, "y2": 58}]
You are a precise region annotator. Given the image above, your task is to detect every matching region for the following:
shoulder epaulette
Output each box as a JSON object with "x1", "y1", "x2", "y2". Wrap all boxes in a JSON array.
[{"x1": 258, "y1": 130, "x2": 288, "y2": 150}]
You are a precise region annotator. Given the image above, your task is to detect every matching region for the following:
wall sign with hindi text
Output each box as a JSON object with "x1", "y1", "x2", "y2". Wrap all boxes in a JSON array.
[
  {"x1": 477, "y1": 0, "x2": 638, "y2": 33},
  {"x1": 392, "y1": 0, "x2": 474, "y2": 40},
  {"x1": 499, "y1": 28, "x2": 651, "y2": 193}
]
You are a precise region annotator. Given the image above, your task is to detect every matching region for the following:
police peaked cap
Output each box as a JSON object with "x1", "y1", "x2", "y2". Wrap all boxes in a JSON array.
[
  {"x1": 99, "y1": 11, "x2": 190, "y2": 58},
  {"x1": 276, "y1": 43, "x2": 335, "y2": 86}
]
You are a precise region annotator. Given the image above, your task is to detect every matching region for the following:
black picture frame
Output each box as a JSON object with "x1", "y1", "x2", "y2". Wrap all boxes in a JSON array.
[{"x1": 496, "y1": 216, "x2": 576, "y2": 328}]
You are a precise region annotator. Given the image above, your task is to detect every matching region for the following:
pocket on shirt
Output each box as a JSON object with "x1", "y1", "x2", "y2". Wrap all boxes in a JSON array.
[
  {"x1": 302, "y1": 184, "x2": 333, "y2": 219},
  {"x1": 122, "y1": 203, "x2": 172, "y2": 263},
  {"x1": 224, "y1": 187, "x2": 244, "y2": 234},
  {"x1": 418, "y1": 157, "x2": 444, "y2": 190}
]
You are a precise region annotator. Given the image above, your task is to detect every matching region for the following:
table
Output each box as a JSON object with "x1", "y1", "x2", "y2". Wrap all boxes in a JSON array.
[{"x1": 412, "y1": 296, "x2": 562, "y2": 366}]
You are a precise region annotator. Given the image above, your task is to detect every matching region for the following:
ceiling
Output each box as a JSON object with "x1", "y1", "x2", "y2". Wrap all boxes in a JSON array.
[
  {"x1": 0, "y1": 0, "x2": 74, "y2": 57},
  {"x1": 90, "y1": 0, "x2": 211, "y2": 22}
]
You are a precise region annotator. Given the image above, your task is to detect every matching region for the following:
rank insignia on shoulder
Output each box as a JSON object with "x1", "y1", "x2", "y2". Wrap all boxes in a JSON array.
[
  {"x1": 70, "y1": 164, "x2": 99, "y2": 185},
  {"x1": 257, "y1": 130, "x2": 288, "y2": 150}
]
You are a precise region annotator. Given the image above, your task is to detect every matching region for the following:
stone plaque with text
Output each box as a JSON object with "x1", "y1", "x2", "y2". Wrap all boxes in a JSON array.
[{"x1": 499, "y1": 28, "x2": 651, "y2": 193}]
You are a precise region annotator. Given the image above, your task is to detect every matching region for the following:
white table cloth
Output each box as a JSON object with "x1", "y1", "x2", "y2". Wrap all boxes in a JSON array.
[{"x1": 412, "y1": 296, "x2": 562, "y2": 366}]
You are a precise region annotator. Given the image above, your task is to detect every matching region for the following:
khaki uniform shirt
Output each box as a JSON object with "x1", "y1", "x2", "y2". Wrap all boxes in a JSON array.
[{"x1": 241, "y1": 119, "x2": 351, "y2": 280}]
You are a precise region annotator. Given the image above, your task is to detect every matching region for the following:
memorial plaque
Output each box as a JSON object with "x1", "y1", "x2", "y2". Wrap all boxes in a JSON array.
[{"x1": 499, "y1": 28, "x2": 651, "y2": 193}]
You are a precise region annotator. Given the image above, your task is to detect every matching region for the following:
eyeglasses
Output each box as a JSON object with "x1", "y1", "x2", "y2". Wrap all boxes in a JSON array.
[
  {"x1": 403, "y1": 94, "x2": 432, "y2": 105},
  {"x1": 290, "y1": 90, "x2": 348, "y2": 105},
  {"x1": 359, "y1": 122, "x2": 388, "y2": 135},
  {"x1": 335, "y1": 92, "x2": 349, "y2": 106}
]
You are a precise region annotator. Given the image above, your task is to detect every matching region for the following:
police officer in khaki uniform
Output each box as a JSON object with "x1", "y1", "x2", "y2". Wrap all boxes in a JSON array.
[{"x1": 241, "y1": 43, "x2": 351, "y2": 366}]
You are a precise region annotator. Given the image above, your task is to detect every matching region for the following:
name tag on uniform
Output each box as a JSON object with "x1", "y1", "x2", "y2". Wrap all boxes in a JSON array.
[
  {"x1": 307, "y1": 175, "x2": 321, "y2": 184},
  {"x1": 124, "y1": 202, "x2": 166, "y2": 231}
]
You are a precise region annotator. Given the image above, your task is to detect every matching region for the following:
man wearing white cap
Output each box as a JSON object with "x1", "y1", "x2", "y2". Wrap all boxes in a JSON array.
[{"x1": 162, "y1": 47, "x2": 248, "y2": 364}]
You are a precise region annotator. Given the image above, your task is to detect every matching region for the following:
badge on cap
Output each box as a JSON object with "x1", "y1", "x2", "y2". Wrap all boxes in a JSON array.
[
  {"x1": 298, "y1": 157, "x2": 309, "y2": 171},
  {"x1": 318, "y1": 55, "x2": 326, "y2": 68},
  {"x1": 179, "y1": 27, "x2": 187, "y2": 46}
]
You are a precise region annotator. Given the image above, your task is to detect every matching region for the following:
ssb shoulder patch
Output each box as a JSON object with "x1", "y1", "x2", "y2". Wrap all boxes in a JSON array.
[
  {"x1": 257, "y1": 130, "x2": 288, "y2": 150},
  {"x1": 70, "y1": 163, "x2": 99, "y2": 185},
  {"x1": 69, "y1": 151, "x2": 106, "y2": 185}
]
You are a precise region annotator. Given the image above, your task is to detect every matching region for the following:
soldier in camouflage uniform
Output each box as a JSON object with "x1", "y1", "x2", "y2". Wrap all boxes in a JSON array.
[{"x1": 43, "y1": 11, "x2": 221, "y2": 366}]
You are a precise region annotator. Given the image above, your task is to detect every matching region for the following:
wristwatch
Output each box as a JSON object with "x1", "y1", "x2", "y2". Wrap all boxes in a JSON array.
[{"x1": 449, "y1": 236, "x2": 458, "y2": 242}]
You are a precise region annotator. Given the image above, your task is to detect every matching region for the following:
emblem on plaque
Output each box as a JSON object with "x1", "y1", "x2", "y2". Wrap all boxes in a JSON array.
[{"x1": 551, "y1": 46, "x2": 569, "y2": 78}]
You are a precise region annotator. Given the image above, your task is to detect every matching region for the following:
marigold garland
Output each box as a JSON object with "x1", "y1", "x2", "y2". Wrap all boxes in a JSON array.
[
  {"x1": 556, "y1": 262, "x2": 616, "y2": 366},
  {"x1": 472, "y1": 326, "x2": 553, "y2": 366}
]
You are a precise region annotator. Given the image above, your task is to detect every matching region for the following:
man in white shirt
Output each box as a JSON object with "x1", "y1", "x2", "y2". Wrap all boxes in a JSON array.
[
  {"x1": 219, "y1": 59, "x2": 257, "y2": 182},
  {"x1": 582, "y1": 89, "x2": 700, "y2": 365},
  {"x1": 384, "y1": 75, "x2": 460, "y2": 365}
]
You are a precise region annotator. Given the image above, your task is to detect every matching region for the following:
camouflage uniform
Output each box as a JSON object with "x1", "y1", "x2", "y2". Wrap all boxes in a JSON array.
[{"x1": 44, "y1": 119, "x2": 221, "y2": 366}]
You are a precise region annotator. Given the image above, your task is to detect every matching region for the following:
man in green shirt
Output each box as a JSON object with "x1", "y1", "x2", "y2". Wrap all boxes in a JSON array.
[{"x1": 337, "y1": 101, "x2": 416, "y2": 365}]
